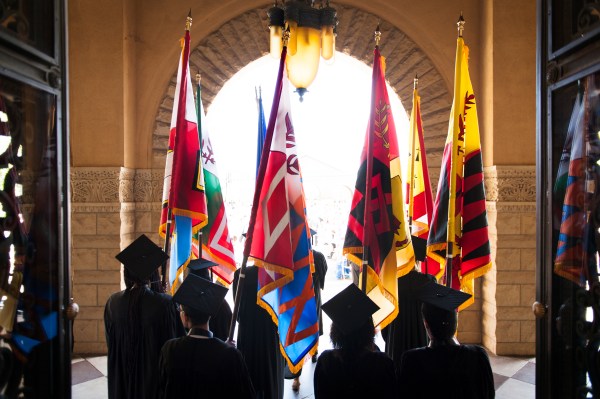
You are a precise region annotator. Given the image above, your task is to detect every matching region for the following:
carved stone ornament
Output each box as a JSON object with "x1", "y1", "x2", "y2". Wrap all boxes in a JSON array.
[
  {"x1": 495, "y1": 166, "x2": 536, "y2": 203},
  {"x1": 134, "y1": 169, "x2": 164, "y2": 203},
  {"x1": 71, "y1": 167, "x2": 120, "y2": 203}
]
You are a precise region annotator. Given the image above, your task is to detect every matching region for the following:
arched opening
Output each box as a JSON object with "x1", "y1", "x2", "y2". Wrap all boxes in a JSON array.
[{"x1": 206, "y1": 52, "x2": 409, "y2": 267}]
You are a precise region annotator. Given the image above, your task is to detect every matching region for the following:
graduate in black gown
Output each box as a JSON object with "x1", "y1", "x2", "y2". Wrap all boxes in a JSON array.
[
  {"x1": 382, "y1": 269, "x2": 435, "y2": 372},
  {"x1": 104, "y1": 235, "x2": 185, "y2": 399},
  {"x1": 234, "y1": 266, "x2": 285, "y2": 399},
  {"x1": 188, "y1": 258, "x2": 233, "y2": 341},
  {"x1": 159, "y1": 273, "x2": 255, "y2": 398},
  {"x1": 396, "y1": 286, "x2": 495, "y2": 399},
  {"x1": 314, "y1": 284, "x2": 396, "y2": 399}
]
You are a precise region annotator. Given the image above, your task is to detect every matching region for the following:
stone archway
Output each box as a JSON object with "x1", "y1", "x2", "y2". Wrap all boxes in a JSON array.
[{"x1": 151, "y1": 4, "x2": 451, "y2": 169}]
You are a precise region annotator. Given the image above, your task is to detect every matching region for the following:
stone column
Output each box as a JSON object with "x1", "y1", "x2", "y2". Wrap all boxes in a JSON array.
[{"x1": 482, "y1": 165, "x2": 536, "y2": 356}]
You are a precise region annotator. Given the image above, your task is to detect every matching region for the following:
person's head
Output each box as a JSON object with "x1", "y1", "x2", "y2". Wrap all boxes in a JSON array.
[
  {"x1": 421, "y1": 302, "x2": 458, "y2": 341},
  {"x1": 123, "y1": 266, "x2": 150, "y2": 290},
  {"x1": 330, "y1": 317, "x2": 375, "y2": 353},
  {"x1": 173, "y1": 273, "x2": 229, "y2": 330},
  {"x1": 180, "y1": 304, "x2": 211, "y2": 328}
]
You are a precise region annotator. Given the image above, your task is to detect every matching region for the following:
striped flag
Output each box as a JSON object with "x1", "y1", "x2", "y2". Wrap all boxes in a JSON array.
[
  {"x1": 248, "y1": 69, "x2": 319, "y2": 374},
  {"x1": 159, "y1": 23, "x2": 208, "y2": 293},
  {"x1": 426, "y1": 35, "x2": 491, "y2": 309},
  {"x1": 406, "y1": 80, "x2": 438, "y2": 277},
  {"x1": 194, "y1": 79, "x2": 236, "y2": 285},
  {"x1": 343, "y1": 48, "x2": 415, "y2": 329}
]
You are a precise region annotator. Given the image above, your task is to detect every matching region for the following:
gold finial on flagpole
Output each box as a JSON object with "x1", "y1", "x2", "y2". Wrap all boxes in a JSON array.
[
  {"x1": 186, "y1": 9, "x2": 193, "y2": 31},
  {"x1": 457, "y1": 12, "x2": 465, "y2": 37},
  {"x1": 196, "y1": 73, "x2": 201, "y2": 85},
  {"x1": 374, "y1": 23, "x2": 382, "y2": 47},
  {"x1": 282, "y1": 26, "x2": 290, "y2": 48},
  {"x1": 414, "y1": 73, "x2": 419, "y2": 90}
]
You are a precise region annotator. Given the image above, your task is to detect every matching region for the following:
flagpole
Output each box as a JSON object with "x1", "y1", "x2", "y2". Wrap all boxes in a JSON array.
[
  {"x1": 408, "y1": 74, "x2": 420, "y2": 273},
  {"x1": 408, "y1": 74, "x2": 418, "y2": 232},
  {"x1": 228, "y1": 31, "x2": 289, "y2": 341},
  {"x1": 361, "y1": 25, "x2": 381, "y2": 293},
  {"x1": 445, "y1": 14, "x2": 465, "y2": 288},
  {"x1": 161, "y1": 10, "x2": 193, "y2": 290}
]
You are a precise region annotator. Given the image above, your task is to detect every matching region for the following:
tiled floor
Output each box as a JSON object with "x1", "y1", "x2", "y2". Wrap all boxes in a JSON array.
[
  {"x1": 73, "y1": 276, "x2": 535, "y2": 398},
  {"x1": 72, "y1": 351, "x2": 535, "y2": 399}
]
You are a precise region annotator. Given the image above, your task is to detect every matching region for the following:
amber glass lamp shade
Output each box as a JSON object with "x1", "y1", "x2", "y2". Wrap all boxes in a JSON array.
[
  {"x1": 286, "y1": 26, "x2": 321, "y2": 91},
  {"x1": 321, "y1": 25, "x2": 335, "y2": 60},
  {"x1": 269, "y1": 25, "x2": 283, "y2": 59}
]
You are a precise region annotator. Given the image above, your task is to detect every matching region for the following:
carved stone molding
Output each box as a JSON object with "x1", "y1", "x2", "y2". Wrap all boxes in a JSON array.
[
  {"x1": 71, "y1": 167, "x2": 120, "y2": 203},
  {"x1": 484, "y1": 166, "x2": 498, "y2": 202},
  {"x1": 134, "y1": 169, "x2": 163, "y2": 203},
  {"x1": 495, "y1": 165, "x2": 536, "y2": 203},
  {"x1": 71, "y1": 203, "x2": 121, "y2": 213},
  {"x1": 119, "y1": 167, "x2": 135, "y2": 203},
  {"x1": 496, "y1": 202, "x2": 537, "y2": 213}
]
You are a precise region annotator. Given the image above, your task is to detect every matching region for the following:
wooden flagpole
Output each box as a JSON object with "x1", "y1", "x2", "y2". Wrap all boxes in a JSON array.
[
  {"x1": 162, "y1": 11, "x2": 193, "y2": 290},
  {"x1": 361, "y1": 25, "x2": 381, "y2": 293},
  {"x1": 445, "y1": 14, "x2": 465, "y2": 288},
  {"x1": 228, "y1": 33, "x2": 289, "y2": 341}
]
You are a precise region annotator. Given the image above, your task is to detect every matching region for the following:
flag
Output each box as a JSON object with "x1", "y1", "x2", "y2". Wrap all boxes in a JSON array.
[
  {"x1": 256, "y1": 87, "x2": 267, "y2": 176},
  {"x1": 159, "y1": 25, "x2": 208, "y2": 293},
  {"x1": 343, "y1": 48, "x2": 415, "y2": 329},
  {"x1": 406, "y1": 82, "x2": 439, "y2": 277},
  {"x1": 194, "y1": 79, "x2": 236, "y2": 285},
  {"x1": 248, "y1": 69, "x2": 319, "y2": 374},
  {"x1": 553, "y1": 75, "x2": 599, "y2": 285},
  {"x1": 427, "y1": 35, "x2": 491, "y2": 309}
]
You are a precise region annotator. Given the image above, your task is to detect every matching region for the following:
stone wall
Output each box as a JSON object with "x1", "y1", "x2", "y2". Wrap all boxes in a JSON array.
[
  {"x1": 71, "y1": 167, "x2": 121, "y2": 354},
  {"x1": 71, "y1": 167, "x2": 163, "y2": 354}
]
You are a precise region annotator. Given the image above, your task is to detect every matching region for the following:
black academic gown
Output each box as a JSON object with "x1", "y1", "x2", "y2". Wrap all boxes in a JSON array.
[
  {"x1": 382, "y1": 270, "x2": 435, "y2": 372},
  {"x1": 397, "y1": 344, "x2": 495, "y2": 399},
  {"x1": 159, "y1": 327, "x2": 255, "y2": 399},
  {"x1": 104, "y1": 287, "x2": 185, "y2": 399},
  {"x1": 210, "y1": 298, "x2": 233, "y2": 342},
  {"x1": 314, "y1": 349, "x2": 397, "y2": 399},
  {"x1": 312, "y1": 250, "x2": 328, "y2": 336},
  {"x1": 234, "y1": 267, "x2": 285, "y2": 399}
]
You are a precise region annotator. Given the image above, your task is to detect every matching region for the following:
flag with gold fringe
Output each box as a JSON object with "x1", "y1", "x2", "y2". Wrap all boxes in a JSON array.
[
  {"x1": 194, "y1": 78, "x2": 236, "y2": 285},
  {"x1": 158, "y1": 21, "x2": 208, "y2": 293},
  {"x1": 554, "y1": 75, "x2": 599, "y2": 285},
  {"x1": 248, "y1": 65, "x2": 319, "y2": 373},
  {"x1": 406, "y1": 80, "x2": 439, "y2": 278},
  {"x1": 426, "y1": 34, "x2": 491, "y2": 310},
  {"x1": 343, "y1": 47, "x2": 415, "y2": 329}
]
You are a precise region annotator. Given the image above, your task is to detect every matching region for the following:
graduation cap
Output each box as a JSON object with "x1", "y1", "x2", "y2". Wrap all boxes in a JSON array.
[
  {"x1": 188, "y1": 258, "x2": 218, "y2": 272},
  {"x1": 411, "y1": 236, "x2": 427, "y2": 262},
  {"x1": 415, "y1": 280, "x2": 471, "y2": 311},
  {"x1": 115, "y1": 234, "x2": 168, "y2": 281},
  {"x1": 321, "y1": 284, "x2": 379, "y2": 335},
  {"x1": 173, "y1": 274, "x2": 228, "y2": 316}
]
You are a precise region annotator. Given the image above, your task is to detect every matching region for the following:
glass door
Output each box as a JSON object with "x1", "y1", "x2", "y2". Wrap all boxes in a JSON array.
[
  {"x1": 0, "y1": 1, "x2": 71, "y2": 398},
  {"x1": 537, "y1": 1, "x2": 600, "y2": 398}
]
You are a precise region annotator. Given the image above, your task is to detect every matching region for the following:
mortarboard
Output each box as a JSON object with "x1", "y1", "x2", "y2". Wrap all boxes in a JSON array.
[
  {"x1": 415, "y1": 280, "x2": 471, "y2": 311},
  {"x1": 321, "y1": 283, "x2": 379, "y2": 335},
  {"x1": 115, "y1": 234, "x2": 168, "y2": 281},
  {"x1": 173, "y1": 274, "x2": 228, "y2": 316},
  {"x1": 188, "y1": 258, "x2": 218, "y2": 272},
  {"x1": 411, "y1": 236, "x2": 427, "y2": 262}
]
